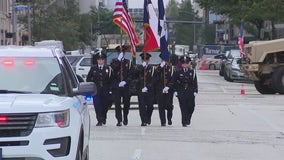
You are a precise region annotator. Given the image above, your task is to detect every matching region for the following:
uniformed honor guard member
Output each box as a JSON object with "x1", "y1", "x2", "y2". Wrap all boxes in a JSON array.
[
  {"x1": 135, "y1": 52, "x2": 156, "y2": 126},
  {"x1": 165, "y1": 55, "x2": 198, "y2": 127},
  {"x1": 155, "y1": 54, "x2": 176, "y2": 126},
  {"x1": 110, "y1": 45, "x2": 133, "y2": 126},
  {"x1": 86, "y1": 52, "x2": 112, "y2": 126}
]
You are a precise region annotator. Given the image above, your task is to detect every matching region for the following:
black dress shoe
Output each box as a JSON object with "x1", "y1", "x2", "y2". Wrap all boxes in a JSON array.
[
  {"x1": 102, "y1": 120, "x2": 106, "y2": 125},
  {"x1": 168, "y1": 120, "x2": 172, "y2": 125},
  {"x1": 186, "y1": 121, "x2": 191, "y2": 125},
  {"x1": 123, "y1": 120, "x2": 128, "y2": 126},
  {"x1": 123, "y1": 117, "x2": 128, "y2": 125},
  {"x1": 161, "y1": 123, "x2": 166, "y2": 127},
  {"x1": 116, "y1": 122, "x2": 122, "y2": 127},
  {"x1": 96, "y1": 122, "x2": 103, "y2": 126},
  {"x1": 141, "y1": 123, "x2": 147, "y2": 126},
  {"x1": 182, "y1": 124, "x2": 187, "y2": 127},
  {"x1": 147, "y1": 120, "x2": 151, "y2": 125}
]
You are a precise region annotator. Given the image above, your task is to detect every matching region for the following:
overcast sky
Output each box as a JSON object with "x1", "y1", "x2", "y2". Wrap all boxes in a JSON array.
[{"x1": 128, "y1": 0, "x2": 182, "y2": 8}]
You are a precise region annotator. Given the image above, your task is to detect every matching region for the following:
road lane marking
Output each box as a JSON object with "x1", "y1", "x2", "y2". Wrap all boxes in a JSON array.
[
  {"x1": 141, "y1": 127, "x2": 146, "y2": 136},
  {"x1": 132, "y1": 149, "x2": 142, "y2": 160},
  {"x1": 220, "y1": 86, "x2": 227, "y2": 93},
  {"x1": 248, "y1": 109, "x2": 284, "y2": 134}
]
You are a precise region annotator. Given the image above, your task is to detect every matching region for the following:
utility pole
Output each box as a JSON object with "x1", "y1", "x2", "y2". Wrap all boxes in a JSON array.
[
  {"x1": 12, "y1": 0, "x2": 17, "y2": 45},
  {"x1": 28, "y1": 1, "x2": 32, "y2": 45}
]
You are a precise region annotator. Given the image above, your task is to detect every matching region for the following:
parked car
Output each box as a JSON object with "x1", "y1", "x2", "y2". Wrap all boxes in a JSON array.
[
  {"x1": 66, "y1": 55, "x2": 84, "y2": 71},
  {"x1": 216, "y1": 51, "x2": 230, "y2": 76},
  {"x1": 224, "y1": 57, "x2": 247, "y2": 82},
  {"x1": 0, "y1": 46, "x2": 96, "y2": 160},
  {"x1": 66, "y1": 54, "x2": 92, "y2": 82}
]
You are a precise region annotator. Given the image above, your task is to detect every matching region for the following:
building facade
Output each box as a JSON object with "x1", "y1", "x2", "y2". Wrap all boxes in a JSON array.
[
  {"x1": 0, "y1": 0, "x2": 13, "y2": 45},
  {"x1": 78, "y1": 0, "x2": 115, "y2": 14}
]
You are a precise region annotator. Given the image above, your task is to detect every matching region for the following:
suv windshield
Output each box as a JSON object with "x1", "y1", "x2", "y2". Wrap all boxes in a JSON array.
[{"x1": 0, "y1": 57, "x2": 65, "y2": 94}]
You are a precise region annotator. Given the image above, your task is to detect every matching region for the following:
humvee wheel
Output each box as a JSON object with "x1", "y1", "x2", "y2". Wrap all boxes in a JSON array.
[
  {"x1": 272, "y1": 66, "x2": 284, "y2": 94},
  {"x1": 254, "y1": 81, "x2": 276, "y2": 94}
]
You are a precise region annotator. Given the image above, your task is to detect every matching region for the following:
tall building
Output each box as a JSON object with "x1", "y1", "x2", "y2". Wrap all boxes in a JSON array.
[
  {"x1": 78, "y1": 0, "x2": 115, "y2": 14},
  {"x1": 0, "y1": 0, "x2": 13, "y2": 45}
]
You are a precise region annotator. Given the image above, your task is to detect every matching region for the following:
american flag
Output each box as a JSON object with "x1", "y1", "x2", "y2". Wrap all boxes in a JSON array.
[
  {"x1": 238, "y1": 21, "x2": 246, "y2": 58},
  {"x1": 113, "y1": 0, "x2": 139, "y2": 57}
]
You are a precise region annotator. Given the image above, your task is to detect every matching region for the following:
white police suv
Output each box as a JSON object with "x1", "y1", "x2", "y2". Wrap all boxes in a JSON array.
[{"x1": 0, "y1": 46, "x2": 96, "y2": 160}]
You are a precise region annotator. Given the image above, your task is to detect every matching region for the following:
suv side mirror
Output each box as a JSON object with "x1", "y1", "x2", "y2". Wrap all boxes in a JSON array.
[{"x1": 75, "y1": 82, "x2": 97, "y2": 96}]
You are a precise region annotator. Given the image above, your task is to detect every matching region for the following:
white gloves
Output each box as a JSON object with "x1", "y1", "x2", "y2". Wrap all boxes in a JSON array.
[
  {"x1": 194, "y1": 92, "x2": 198, "y2": 97},
  {"x1": 174, "y1": 92, "x2": 178, "y2": 97},
  {"x1": 162, "y1": 86, "x2": 169, "y2": 93},
  {"x1": 109, "y1": 91, "x2": 112, "y2": 95},
  {"x1": 142, "y1": 87, "x2": 148, "y2": 93},
  {"x1": 119, "y1": 81, "x2": 126, "y2": 87},
  {"x1": 117, "y1": 52, "x2": 124, "y2": 61},
  {"x1": 142, "y1": 61, "x2": 147, "y2": 67},
  {"x1": 160, "y1": 61, "x2": 166, "y2": 68}
]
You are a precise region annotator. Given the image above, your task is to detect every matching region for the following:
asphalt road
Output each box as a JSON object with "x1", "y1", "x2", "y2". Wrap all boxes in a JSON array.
[{"x1": 89, "y1": 70, "x2": 284, "y2": 160}]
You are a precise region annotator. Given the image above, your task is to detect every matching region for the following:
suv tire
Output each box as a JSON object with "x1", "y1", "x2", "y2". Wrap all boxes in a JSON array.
[{"x1": 76, "y1": 133, "x2": 83, "y2": 160}]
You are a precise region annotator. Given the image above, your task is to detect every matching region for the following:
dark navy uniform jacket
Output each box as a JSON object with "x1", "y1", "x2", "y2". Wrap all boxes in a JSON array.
[
  {"x1": 135, "y1": 64, "x2": 156, "y2": 93},
  {"x1": 110, "y1": 58, "x2": 133, "y2": 89},
  {"x1": 169, "y1": 68, "x2": 198, "y2": 94},
  {"x1": 154, "y1": 64, "x2": 176, "y2": 92},
  {"x1": 86, "y1": 65, "x2": 112, "y2": 94}
]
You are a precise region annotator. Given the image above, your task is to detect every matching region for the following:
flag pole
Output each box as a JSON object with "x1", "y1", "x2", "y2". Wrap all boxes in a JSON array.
[
  {"x1": 120, "y1": 24, "x2": 123, "y2": 81},
  {"x1": 143, "y1": 0, "x2": 149, "y2": 88}
]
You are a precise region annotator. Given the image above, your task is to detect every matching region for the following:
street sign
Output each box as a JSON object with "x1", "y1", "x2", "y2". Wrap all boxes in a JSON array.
[{"x1": 15, "y1": 5, "x2": 29, "y2": 12}]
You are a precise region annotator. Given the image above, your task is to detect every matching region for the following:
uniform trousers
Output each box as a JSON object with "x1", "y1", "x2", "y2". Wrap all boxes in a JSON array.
[
  {"x1": 157, "y1": 92, "x2": 174, "y2": 124},
  {"x1": 177, "y1": 89, "x2": 195, "y2": 125},
  {"x1": 138, "y1": 92, "x2": 154, "y2": 124},
  {"x1": 113, "y1": 87, "x2": 131, "y2": 123},
  {"x1": 93, "y1": 92, "x2": 109, "y2": 124}
]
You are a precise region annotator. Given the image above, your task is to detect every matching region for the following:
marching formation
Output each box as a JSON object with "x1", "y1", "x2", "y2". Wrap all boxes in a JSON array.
[
  {"x1": 90, "y1": 0, "x2": 195, "y2": 127},
  {"x1": 87, "y1": 45, "x2": 198, "y2": 127}
]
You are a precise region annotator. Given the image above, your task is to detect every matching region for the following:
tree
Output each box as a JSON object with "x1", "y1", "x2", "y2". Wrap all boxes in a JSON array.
[
  {"x1": 89, "y1": 6, "x2": 120, "y2": 35},
  {"x1": 165, "y1": 0, "x2": 179, "y2": 45},
  {"x1": 175, "y1": 0, "x2": 196, "y2": 47},
  {"x1": 28, "y1": 0, "x2": 81, "y2": 50},
  {"x1": 195, "y1": 0, "x2": 284, "y2": 40},
  {"x1": 166, "y1": 0, "x2": 179, "y2": 20}
]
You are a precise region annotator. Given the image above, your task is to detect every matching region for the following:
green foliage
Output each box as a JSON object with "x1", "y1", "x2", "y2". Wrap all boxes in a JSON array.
[
  {"x1": 89, "y1": 6, "x2": 120, "y2": 35},
  {"x1": 199, "y1": 24, "x2": 216, "y2": 44},
  {"x1": 21, "y1": 0, "x2": 121, "y2": 51},
  {"x1": 166, "y1": 0, "x2": 215, "y2": 47},
  {"x1": 30, "y1": 0, "x2": 82, "y2": 50},
  {"x1": 166, "y1": 0, "x2": 179, "y2": 20},
  {"x1": 196, "y1": 0, "x2": 284, "y2": 39}
]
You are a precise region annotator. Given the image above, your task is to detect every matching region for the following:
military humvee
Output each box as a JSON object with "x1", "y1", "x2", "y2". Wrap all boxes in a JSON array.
[{"x1": 239, "y1": 38, "x2": 284, "y2": 94}]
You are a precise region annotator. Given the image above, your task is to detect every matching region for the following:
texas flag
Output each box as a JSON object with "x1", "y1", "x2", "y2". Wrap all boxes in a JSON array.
[
  {"x1": 158, "y1": 0, "x2": 170, "y2": 61},
  {"x1": 143, "y1": 0, "x2": 160, "y2": 52}
]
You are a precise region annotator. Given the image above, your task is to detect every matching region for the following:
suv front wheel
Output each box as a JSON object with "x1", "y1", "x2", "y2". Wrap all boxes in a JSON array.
[{"x1": 76, "y1": 131, "x2": 84, "y2": 160}]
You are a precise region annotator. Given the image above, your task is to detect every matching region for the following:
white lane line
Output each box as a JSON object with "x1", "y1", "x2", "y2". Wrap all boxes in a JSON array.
[
  {"x1": 132, "y1": 149, "x2": 142, "y2": 160},
  {"x1": 141, "y1": 127, "x2": 146, "y2": 136},
  {"x1": 248, "y1": 109, "x2": 284, "y2": 134},
  {"x1": 220, "y1": 86, "x2": 227, "y2": 93}
]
